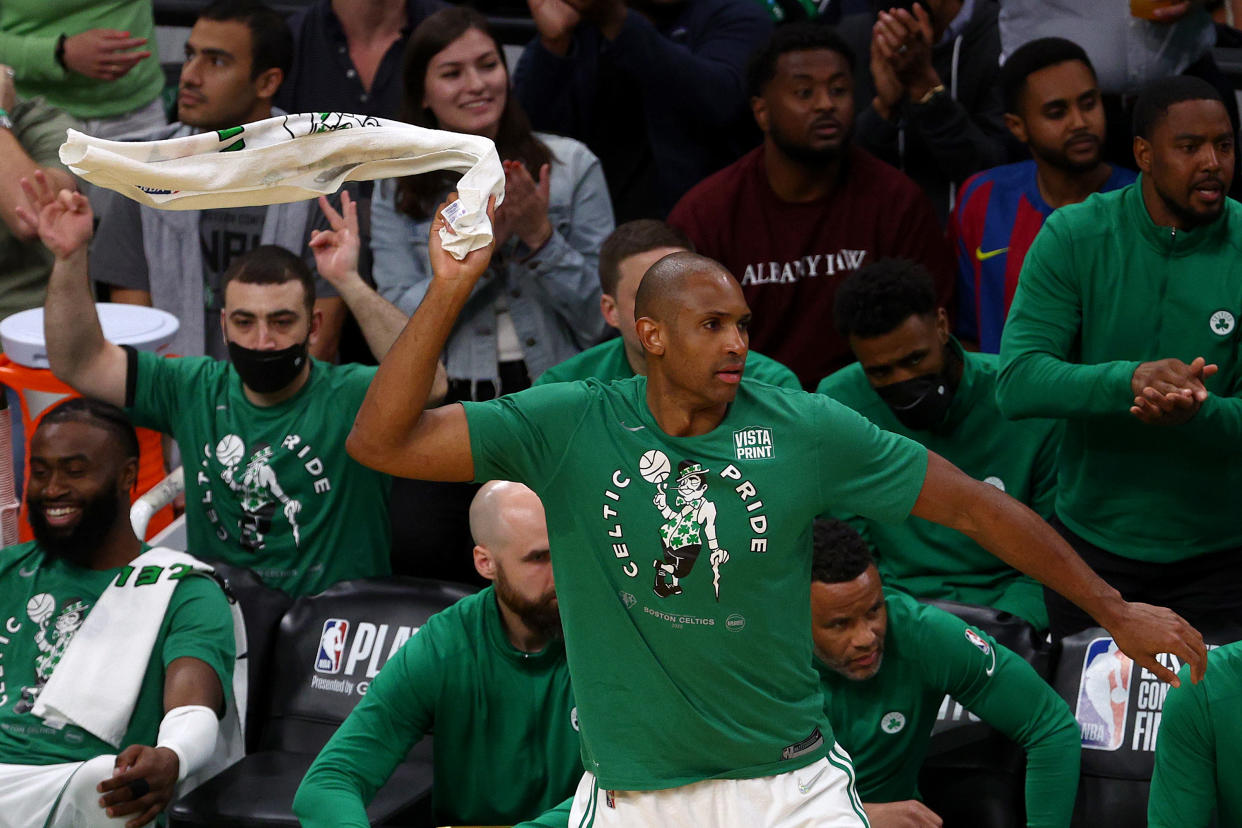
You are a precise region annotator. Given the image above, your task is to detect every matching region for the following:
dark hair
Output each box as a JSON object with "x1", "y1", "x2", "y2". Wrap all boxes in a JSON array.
[
  {"x1": 220, "y1": 244, "x2": 316, "y2": 312},
  {"x1": 198, "y1": 0, "x2": 293, "y2": 81},
  {"x1": 811, "y1": 518, "x2": 874, "y2": 584},
  {"x1": 747, "y1": 22, "x2": 855, "y2": 99},
  {"x1": 39, "y1": 398, "x2": 140, "y2": 465},
  {"x1": 1000, "y1": 37, "x2": 1095, "y2": 115},
  {"x1": 598, "y1": 220, "x2": 695, "y2": 296},
  {"x1": 396, "y1": 7, "x2": 552, "y2": 220},
  {"x1": 1133, "y1": 75, "x2": 1224, "y2": 140},
  {"x1": 833, "y1": 258, "x2": 937, "y2": 339}
]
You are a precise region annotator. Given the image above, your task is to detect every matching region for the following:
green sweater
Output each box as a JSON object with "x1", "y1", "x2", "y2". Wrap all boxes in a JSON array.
[
  {"x1": 818, "y1": 590, "x2": 1080, "y2": 826},
  {"x1": 817, "y1": 340, "x2": 1058, "y2": 629},
  {"x1": 535, "y1": 336, "x2": 802, "y2": 389},
  {"x1": 0, "y1": 0, "x2": 163, "y2": 119},
  {"x1": 998, "y1": 178, "x2": 1242, "y2": 561},
  {"x1": 1149, "y1": 642, "x2": 1242, "y2": 828},
  {"x1": 293, "y1": 587, "x2": 580, "y2": 827}
]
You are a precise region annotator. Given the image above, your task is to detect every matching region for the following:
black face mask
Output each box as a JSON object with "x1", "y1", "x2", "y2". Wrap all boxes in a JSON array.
[
  {"x1": 227, "y1": 339, "x2": 309, "y2": 394},
  {"x1": 874, "y1": 373, "x2": 954, "y2": 431}
]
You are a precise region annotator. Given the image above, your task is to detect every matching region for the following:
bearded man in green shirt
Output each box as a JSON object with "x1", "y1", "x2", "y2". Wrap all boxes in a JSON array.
[
  {"x1": 811, "y1": 519, "x2": 1079, "y2": 828},
  {"x1": 346, "y1": 192, "x2": 1203, "y2": 827},
  {"x1": 819, "y1": 259, "x2": 1060, "y2": 629},
  {"x1": 998, "y1": 75, "x2": 1242, "y2": 640}
]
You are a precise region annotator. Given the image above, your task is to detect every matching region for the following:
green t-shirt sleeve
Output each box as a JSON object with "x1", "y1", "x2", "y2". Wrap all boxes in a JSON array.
[
  {"x1": 0, "y1": 32, "x2": 65, "y2": 83},
  {"x1": 512, "y1": 795, "x2": 573, "y2": 828},
  {"x1": 161, "y1": 575, "x2": 236, "y2": 706},
  {"x1": 1149, "y1": 664, "x2": 1216, "y2": 828},
  {"x1": 749, "y1": 353, "x2": 802, "y2": 390},
  {"x1": 293, "y1": 629, "x2": 441, "y2": 828},
  {"x1": 13, "y1": 99, "x2": 79, "y2": 171},
  {"x1": 812, "y1": 395, "x2": 927, "y2": 523},
  {"x1": 997, "y1": 215, "x2": 1140, "y2": 420},
  {"x1": 125, "y1": 350, "x2": 216, "y2": 435},
  {"x1": 921, "y1": 607, "x2": 1079, "y2": 828},
  {"x1": 464, "y1": 382, "x2": 591, "y2": 485}
]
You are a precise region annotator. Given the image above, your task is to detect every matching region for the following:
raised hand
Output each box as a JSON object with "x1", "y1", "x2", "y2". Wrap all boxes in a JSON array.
[
  {"x1": 875, "y1": 6, "x2": 939, "y2": 101},
  {"x1": 428, "y1": 193, "x2": 497, "y2": 292},
  {"x1": 309, "y1": 191, "x2": 361, "y2": 288},
  {"x1": 62, "y1": 29, "x2": 152, "y2": 81},
  {"x1": 14, "y1": 170, "x2": 93, "y2": 259},
  {"x1": 96, "y1": 744, "x2": 180, "y2": 828},
  {"x1": 868, "y1": 24, "x2": 904, "y2": 121},
  {"x1": 1104, "y1": 601, "x2": 1207, "y2": 687},
  {"x1": 528, "y1": 0, "x2": 581, "y2": 54},
  {"x1": 495, "y1": 160, "x2": 553, "y2": 251}
]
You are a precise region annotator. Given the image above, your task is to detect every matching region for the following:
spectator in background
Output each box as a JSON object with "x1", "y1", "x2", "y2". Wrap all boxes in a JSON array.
[
  {"x1": 25, "y1": 174, "x2": 445, "y2": 597},
  {"x1": 998, "y1": 76, "x2": 1242, "y2": 640},
  {"x1": 998, "y1": 0, "x2": 1237, "y2": 169},
  {"x1": 810, "y1": 519, "x2": 1080, "y2": 828},
  {"x1": 838, "y1": 0, "x2": 1010, "y2": 223},
  {"x1": 294, "y1": 481, "x2": 579, "y2": 828},
  {"x1": 536, "y1": 219, "x2": 800, "y2": 389},
  {"x1": 1148, "y1": 640, "x2": 1242, "y2": 828},
  {"x1": 0, "y1": 0, "x2": 163, "y2": 140},
  {"x1": 820, "y1": 259, "x2": 1058, "y2": 630},
  {"x1": 0, "y1": 64, "x2": 79, "y2": 323},
  {"x1": 513, "y1": 0, "x2": 772, "y2": 221},
  {"x1": 277, "y1": 0, "x2": 444, "y2": 120},
  {"x1": 89, "y1": 0, "x2": 346, "y2": 361},
  {"x1": 669, "y1": 23, "x2": 954, "y2": 389},
  {"x1": 952, "y1": 37, "x2": 1135, "y2": 353}
]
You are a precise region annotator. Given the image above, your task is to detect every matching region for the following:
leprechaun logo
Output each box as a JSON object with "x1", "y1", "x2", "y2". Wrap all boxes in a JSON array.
[{"x1": 651, "y1": 459, "x2": 730, "y2": 600}]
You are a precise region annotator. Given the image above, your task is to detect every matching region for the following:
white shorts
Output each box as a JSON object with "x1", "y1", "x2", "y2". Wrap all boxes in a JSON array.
[
  {"x1": 568, "y1": 743, "x2": 871, "y2": 828},
  {"x1": 0, "y1": 755, "x2": 129, "y2": 828}
]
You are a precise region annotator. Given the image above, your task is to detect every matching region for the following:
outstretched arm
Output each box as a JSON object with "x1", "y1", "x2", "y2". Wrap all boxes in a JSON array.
[
  {"x1": 17, "y1": 171, "x2": 127, "y2": 407},
  {"x1": 346, "y1": 196, "x2": 495, "y2": 480},
  {"x1": 911, "y1": 451, "x2": 1207, "y2": 686}
]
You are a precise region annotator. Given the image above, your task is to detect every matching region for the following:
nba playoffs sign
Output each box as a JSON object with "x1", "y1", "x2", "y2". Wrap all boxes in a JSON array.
[
  {"x1": 1074, "y1": 636, "x2": 1180, "y2": 753},
  {"x1": 311, "y1": 616, "x2": 420, "y2": 697}
]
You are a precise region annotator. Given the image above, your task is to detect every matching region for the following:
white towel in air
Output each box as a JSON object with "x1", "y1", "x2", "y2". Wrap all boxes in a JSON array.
[{"x1": 59, "y1": 112, "x2": 505, "y2": 259}]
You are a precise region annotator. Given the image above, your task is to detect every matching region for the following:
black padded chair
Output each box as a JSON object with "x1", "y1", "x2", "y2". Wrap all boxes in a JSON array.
[
  {"x1": 207, "y1": 561, "x2": 293, "y2": 753},
  {"x1": 917, "y1": 600, "x2": 1053, "y2": 828},
  {"x1": 168, "y1": 576, "x2": 477, "y2": 828}
]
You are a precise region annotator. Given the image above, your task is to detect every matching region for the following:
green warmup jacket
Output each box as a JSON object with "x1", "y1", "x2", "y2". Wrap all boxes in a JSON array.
[
  {"x1": 818, "y1": 590, "x2": 1080, "y2": 826},
  {"x1": 535, "y1": 336, "x2": 802, "y2": 389},
  {"x1": 998, "y1": 178, "x2": 1242, "y2": 562},
  {"x1": 293, "y1": 587, "x2": 581, "y2": 827},
  {"x1": 1149, "y1": 641, "x2": 1242, "y2": 828},
  {"x1": 817, "y1": 339, "x2": 1058, "y2": 629}
]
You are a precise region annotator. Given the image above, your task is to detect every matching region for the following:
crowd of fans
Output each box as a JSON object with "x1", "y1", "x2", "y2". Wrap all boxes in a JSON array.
[{"x1": 3, "y1": 0, "x2": 1242, "y2": 825}]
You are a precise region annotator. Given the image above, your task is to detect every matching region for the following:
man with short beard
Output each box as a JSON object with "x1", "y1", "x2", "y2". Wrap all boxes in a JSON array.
[
  {"x1": 295, "y1": 481, "x2": 580, "y2": 828},
  {"x1": 0, "y1": 397, "x2": 235, "y2": 828},
  {"x1": 999, "y1": 75, "x2": 1242, "y2": 640},
  {"x1": 951, "y1": 37, "x2": 1136, "y2": 354},
  {"x1": 668, "y1": 22, "x2": 954, "y2": 389}
]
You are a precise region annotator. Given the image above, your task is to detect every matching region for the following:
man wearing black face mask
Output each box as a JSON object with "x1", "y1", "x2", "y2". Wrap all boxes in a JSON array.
[
  {"x1": 25, "y1": 177, "x2": 446, "y2": 597},
  {"x1": 816, "y1": 258, "x2": 1060, "y2": 629}
]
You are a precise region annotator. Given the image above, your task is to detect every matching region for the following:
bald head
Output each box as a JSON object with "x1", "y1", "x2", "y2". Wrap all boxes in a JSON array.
[
  {"x1": 633, "y1": 252, "x2": 738, "y2": 323},
  {"x1": 469, "y1": 480, "x2": 545, "y2": 552}
]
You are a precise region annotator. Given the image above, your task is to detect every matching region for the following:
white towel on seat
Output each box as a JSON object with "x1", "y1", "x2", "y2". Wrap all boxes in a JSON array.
[
  {"x1": 31, "y1": 547, "x2": 248, "y2": 791},
  {"x1": 59, "y1": 112, "x2": 505, "y2": 260}
]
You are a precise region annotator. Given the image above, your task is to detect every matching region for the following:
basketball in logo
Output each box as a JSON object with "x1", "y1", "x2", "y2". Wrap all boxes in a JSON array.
[
  {"x1": 216, "y1": 434, "x2": 246, "y2": 466},
  {"x1": 639, "y1": 450, "x2": 671, "y2": 484},
  {"x1": 26, "y1": 593, "x2": 54, "y2": 624}
]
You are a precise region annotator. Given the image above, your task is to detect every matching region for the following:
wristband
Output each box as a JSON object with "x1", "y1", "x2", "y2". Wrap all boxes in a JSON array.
[
  {"x1": 915, "y1": 84, "x2": 946, "y2": 106},
  {"x1": 55, "y1": 34, "x2": 67, "y2": 70},
  {"x1": 0, "y1": 109, "x2": 11, "y2": 131},
  {"x1": 156, "y1": 704, "x2": 218, "y2": 782}
]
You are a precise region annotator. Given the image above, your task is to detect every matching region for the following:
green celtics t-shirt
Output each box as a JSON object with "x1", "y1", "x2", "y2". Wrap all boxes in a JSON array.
[
  {"x1": 817, "y1": 590, "x2": 1079, "y2": 825},
  {"x1": 535, "y1": 337, "x2": 803, "y2": 390},
  {"x1": 126, "y1": 350, "x2": 392, "y2": 596},
  {"x1": 0, "y1": 542, "x2": 235, "y2": 765},
  {"x1": 464, "y1": 375, "x2": 927, "y2": 790}
]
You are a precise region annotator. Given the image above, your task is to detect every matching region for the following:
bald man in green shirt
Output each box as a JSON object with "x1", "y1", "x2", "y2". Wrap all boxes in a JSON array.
[{"x1": 811, "y1": 519, "x2": 1080, "y2": 827}]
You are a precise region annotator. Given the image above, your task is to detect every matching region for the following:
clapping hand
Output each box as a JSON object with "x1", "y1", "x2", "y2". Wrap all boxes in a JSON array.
[
  {"x1": 493, "y1": 161, "x2": 552, "y2": 251},
  {"x1": 1129, "y1": 356, "x2": 1218, "y2": 425},
  {"x1": 14, "y1": 170, "x2": 93, "y2": 260},
  {"x1": 872, "y1": 5, "x2": 940, "y2": 103}
]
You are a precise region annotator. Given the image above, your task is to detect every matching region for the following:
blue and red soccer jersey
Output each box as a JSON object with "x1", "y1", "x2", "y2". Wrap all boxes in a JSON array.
[{"x1": 950, "y1": 160, "x2": 1136, "y2": 352}]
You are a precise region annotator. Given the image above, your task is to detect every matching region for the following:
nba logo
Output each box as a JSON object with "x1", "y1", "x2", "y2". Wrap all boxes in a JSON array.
[
  {"x1": 1075, "y1": 637, "x2": 1133, "y2": 751},
  {"x1": 315, "y1": 619, "x2": 350, "y2": 674}
]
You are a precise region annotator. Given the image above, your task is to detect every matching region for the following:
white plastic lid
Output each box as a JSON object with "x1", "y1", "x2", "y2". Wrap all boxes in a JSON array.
[{"x1": 0, "y1": 304, "x2": 181, "y2": 369}]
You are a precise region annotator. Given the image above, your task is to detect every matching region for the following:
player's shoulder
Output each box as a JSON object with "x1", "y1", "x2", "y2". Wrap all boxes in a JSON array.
[
  {"x1": 537, "y1": 340, "x2": 623, "y2": 386},
  {"x1": 0, "y1": 541, "x2": 42, "y2": 574},
  {"x1": 815, "y1": 363, "x2": 873, "y2": 404}
]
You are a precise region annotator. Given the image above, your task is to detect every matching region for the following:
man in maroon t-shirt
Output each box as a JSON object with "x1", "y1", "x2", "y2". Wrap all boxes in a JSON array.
[{"x1": 668, "y1": 22, "x2": 954, "y2": 389}]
